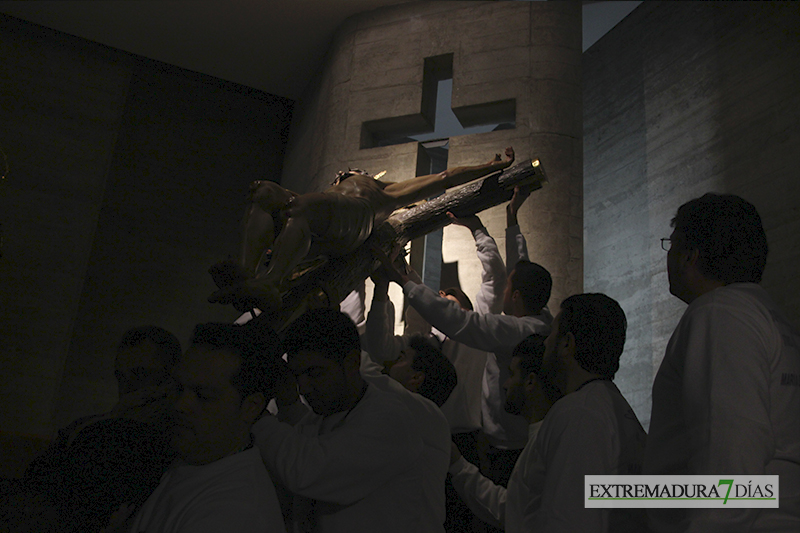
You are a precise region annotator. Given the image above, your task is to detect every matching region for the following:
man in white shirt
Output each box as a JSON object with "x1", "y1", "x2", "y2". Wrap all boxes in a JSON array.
[
  {"x1": 365, "y1": 212, "x2": 505, "y2": 436},
  {"x1": 253, "y1": 308, "x2": 449, "y2": 533},
  {"x1": 645, "y1": 193, "x2": 800, "y2": 532},
  {"x1": 448, "y1": 334, "x2": 556, "y2": 531},
  {"x1": 365, "y1": 211, "x2": 507, "y2": 533},
  {"x1": 128, "y1": 322, "x2": 286, "y2": 533},
  {"x1": 452, "y1": 293, "x2": 646, "y2": 533},
  {"x1": 381, "y1": 189, "x2": 553, "y2": 486}
]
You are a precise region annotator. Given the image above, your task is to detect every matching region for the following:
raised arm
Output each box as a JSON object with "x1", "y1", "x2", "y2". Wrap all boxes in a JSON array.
[
  {"x1": 340, "y1": 281, "x2": 367, "y2": 336},
  {"x1": 449, "y1": 450, "x2": 507, "y2": 529},
  {"x1": 505, "y1": 185, "x2": 531, "y2": 268},
  {"x1": 404, "y1": 280, "x2": 548, "y2": 354},
  {"x1": 446, "y1": 212, "x2": 507, "y2": 315},
  {"x1": 375, "y1": 249, "x2": 549, "y2": 353},
  {"x1": 364, "y1": 269, "x2": 406, "y2": 364}
]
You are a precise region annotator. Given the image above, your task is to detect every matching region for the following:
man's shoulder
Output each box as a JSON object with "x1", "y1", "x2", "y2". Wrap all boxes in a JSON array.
[
  {"x1": 189, "y1": 449, "x2": 278, "y2": 503},
  {"x1": 678, "y1": 283, "x2": 782, "y2": 340},
  {"x1": 688, "y1": 283, "x2": 769, "y2": 316},
  {"x1": 352, "y1": 383, "x2": 417, "y2": 422},
  {"x1": 543, "y1": 382, "x2": 641, "y2": 433},
  {"x1": 538, "y1": 383, "x2": 645, "y2": 460},
  {"x1": 142, "y1": 449, "x2": 282, "y2": 533},
  {"x1": 518, "y1": 309, "x2": 553, "y2": 333},
  {"x1": 176, "y1": 447, "x2": 267, "y2": 482}
]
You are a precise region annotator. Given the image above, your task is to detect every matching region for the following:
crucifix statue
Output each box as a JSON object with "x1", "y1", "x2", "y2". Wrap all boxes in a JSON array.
[
  {"x1": 208, "y1": 148, "x2": 546, "y2": 331},
  {"x1": 210, "y1": 146, "x2": 516, "y2": 312}
]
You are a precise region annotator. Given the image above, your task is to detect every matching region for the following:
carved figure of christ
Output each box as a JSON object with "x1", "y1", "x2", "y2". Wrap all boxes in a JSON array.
[{"x1": 209, "y1": 147, "x2": 515, "y2": 312}]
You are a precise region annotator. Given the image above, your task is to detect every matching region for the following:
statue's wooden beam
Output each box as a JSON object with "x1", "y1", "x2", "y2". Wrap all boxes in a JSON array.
[{"x1": 257, "y1": 159, "x2": 547, "y2": 331}]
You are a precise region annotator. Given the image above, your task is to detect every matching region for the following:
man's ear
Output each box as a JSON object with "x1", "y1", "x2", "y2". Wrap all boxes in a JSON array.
[
  {"x1": 559, "y1": 331, "x2": 576, "y2": 360},
  {"x1": 523, "y1": 372, "x2": 538, "y2": 394},
  {"x1": 511, "y1": 289, "x2": 522, "y2": 308},
  {"x1": 240, "y1": 392, "x2": 266, "y2": 423},
  {"x1": 677, "y1": 247, "x2": 701, "y2": 271},
  {"x1": 686, "y1": 248, "x2": 702, "y2": 271}
]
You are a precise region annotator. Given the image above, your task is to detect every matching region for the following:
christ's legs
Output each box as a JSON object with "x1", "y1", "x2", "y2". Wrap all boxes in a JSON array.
[
  {"x1": 242, "y1": 180, "x2": 296, "y2": 275},
  {"x1": 209, "y1": 180, "x2": 295, "y2": 310},
  {"x1": 210, "y1": 192, "x2": 337, "y2": 312},
  {"x1": 254, "y1": 192, "x2": 333, "y2": 285},
  {"x1": 211, "y1": 182, "x2": 376, "y2": 312}
]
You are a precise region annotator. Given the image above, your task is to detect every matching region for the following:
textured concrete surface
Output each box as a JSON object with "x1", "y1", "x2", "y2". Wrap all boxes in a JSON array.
[
  {"x1": 281, "y1": 1, "x2": 583, "y2": 326},
  {"x1": 583, "y1": 1, "x2": 800, "y2": 429},
  {"x1": 0, "y1": 15, "x2": 292, "y2": 473}
]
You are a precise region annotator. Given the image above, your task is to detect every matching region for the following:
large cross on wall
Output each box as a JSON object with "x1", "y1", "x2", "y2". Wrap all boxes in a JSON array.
[{"x1": 359, "y1": 53, "x2": 516, "y2": 291}]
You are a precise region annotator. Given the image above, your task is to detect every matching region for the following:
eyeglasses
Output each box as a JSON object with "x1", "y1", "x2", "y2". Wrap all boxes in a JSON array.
[{"x1": 660, "y1": 238, "x2": 672, "y2": 251}]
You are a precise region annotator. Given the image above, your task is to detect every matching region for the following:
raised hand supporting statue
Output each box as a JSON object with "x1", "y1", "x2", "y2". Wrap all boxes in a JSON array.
[{"x1": 209, "y1": 147, "x2": 515, "y2": 313}]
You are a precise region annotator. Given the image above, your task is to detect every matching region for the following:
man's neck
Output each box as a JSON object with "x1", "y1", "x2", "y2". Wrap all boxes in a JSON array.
[
  {"x1": 512, "y1": 305, "x2": 538, "y2": 318},
  {"x1": 183, "y1": 433, "x2": 252, "y2": 466},
  {"x1": 564, "y1": 369, "x2": 606, "y2": 395},
  {"x1": 684, "y1": 279, "x2": 727, "y2": 304}
]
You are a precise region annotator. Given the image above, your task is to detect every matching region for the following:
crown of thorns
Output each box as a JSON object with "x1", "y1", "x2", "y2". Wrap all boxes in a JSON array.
[
  {"x1": 335, "y1": 168, "x2": 371, "y2": 180},
  {"x1": 332, "y1": 168, "x2": 386, "y2": 185}
]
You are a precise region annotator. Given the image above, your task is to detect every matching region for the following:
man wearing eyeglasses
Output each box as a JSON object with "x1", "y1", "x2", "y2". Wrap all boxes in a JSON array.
[{"x1": 645, "y1": 193, "x2": 800, "y2": 532}]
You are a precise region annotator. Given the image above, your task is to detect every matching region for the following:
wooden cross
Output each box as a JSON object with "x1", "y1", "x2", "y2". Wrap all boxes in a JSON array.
[{"x1": 258, "y1": 159, "x2": 546, "y2": 332}]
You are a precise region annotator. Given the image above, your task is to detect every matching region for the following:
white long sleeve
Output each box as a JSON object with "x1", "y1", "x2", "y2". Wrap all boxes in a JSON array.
[
  {"x1": 505, "y1": 224, "x2": 529, "y2": 270},
  {"x1": 472, "y1": 226, "x2": 507, "y2": 315},
  {"x1": 339, "y1": 282, "x2": 367, "y2": 336},
  {"x1": 449, "y1": 422, "x2": 545, "y2": 532},
  {"x1": 364, "y1": 297, "x2": 405, "y2": 364},
  {"x1": 449, "y1": 456, "x2": 506, "y2": 529},
  {"x1": 403, "y1": 281, "x2": 550, "y2": 355},
  {"x1": 403, "y1": 280, "x2": 551, "y2": 447}
]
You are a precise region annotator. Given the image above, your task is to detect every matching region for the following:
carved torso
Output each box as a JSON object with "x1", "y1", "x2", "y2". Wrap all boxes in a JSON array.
[{"x1": 325, "y1": 175, "x2": 398, "y2": 224}]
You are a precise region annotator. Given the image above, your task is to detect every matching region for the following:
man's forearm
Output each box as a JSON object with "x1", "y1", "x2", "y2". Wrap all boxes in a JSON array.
[{"x1": 449, "y1": 456, "x2": 506, "y2": 529}]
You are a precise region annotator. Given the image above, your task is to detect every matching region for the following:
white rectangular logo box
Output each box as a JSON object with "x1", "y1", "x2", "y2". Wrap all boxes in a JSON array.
[{"x1": 585, "y1": 475, "x2": 779, "y2": 508}]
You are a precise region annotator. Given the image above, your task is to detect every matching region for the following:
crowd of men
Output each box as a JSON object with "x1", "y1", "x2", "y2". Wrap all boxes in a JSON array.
[{"x1": 2, "y1": 189, "x2": 798, "y2": 533}]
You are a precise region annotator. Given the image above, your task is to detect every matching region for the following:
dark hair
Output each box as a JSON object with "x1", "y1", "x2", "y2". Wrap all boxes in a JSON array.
[
  {"x1": 189, "y1": 322, "x2": 283, "y2": 400},
  {"x1": 512, "y1": 334, "x2": 562, "y2": 404},
  {"x1": 510, "y1": 260, "x2": 552, "y2": 314},
  {"x1": 441, "y1": 287, "x2": 474, "y2": 311},
  {"x1": 557, "y1": 294, "x2": 626, "y2": 379},
  {"x1": 283, "y1": 308, "x2": 361, "y2": 363},
  {"x1": 118, "y1": 325, "x2": 182, "y2": 370},
  {"x1": 512, "y1": 334, "x2": 545, "y2": 377},
  {"x1": 408, "y1": 334, "x2": 457, "y2": 407},
  {"x1": 671, "y1": 193, "x2": 768, "y2": 284}
]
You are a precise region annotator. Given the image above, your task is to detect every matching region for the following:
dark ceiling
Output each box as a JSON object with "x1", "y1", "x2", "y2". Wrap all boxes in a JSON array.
[{"x1": 0, "y1": 1, "x2": 640, "y2": 101}]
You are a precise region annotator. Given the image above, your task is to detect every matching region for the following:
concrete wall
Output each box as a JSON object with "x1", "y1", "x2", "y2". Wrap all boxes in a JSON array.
[
  {"x1": 281, "y1": 1, "x2": 583, "y2": 318},
  {"x1": 583, "y1": 1, "x2": 800, "y2": 429},
  {"x1": 0, "y1": 15, "x2": 292, "y2": 475}
]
